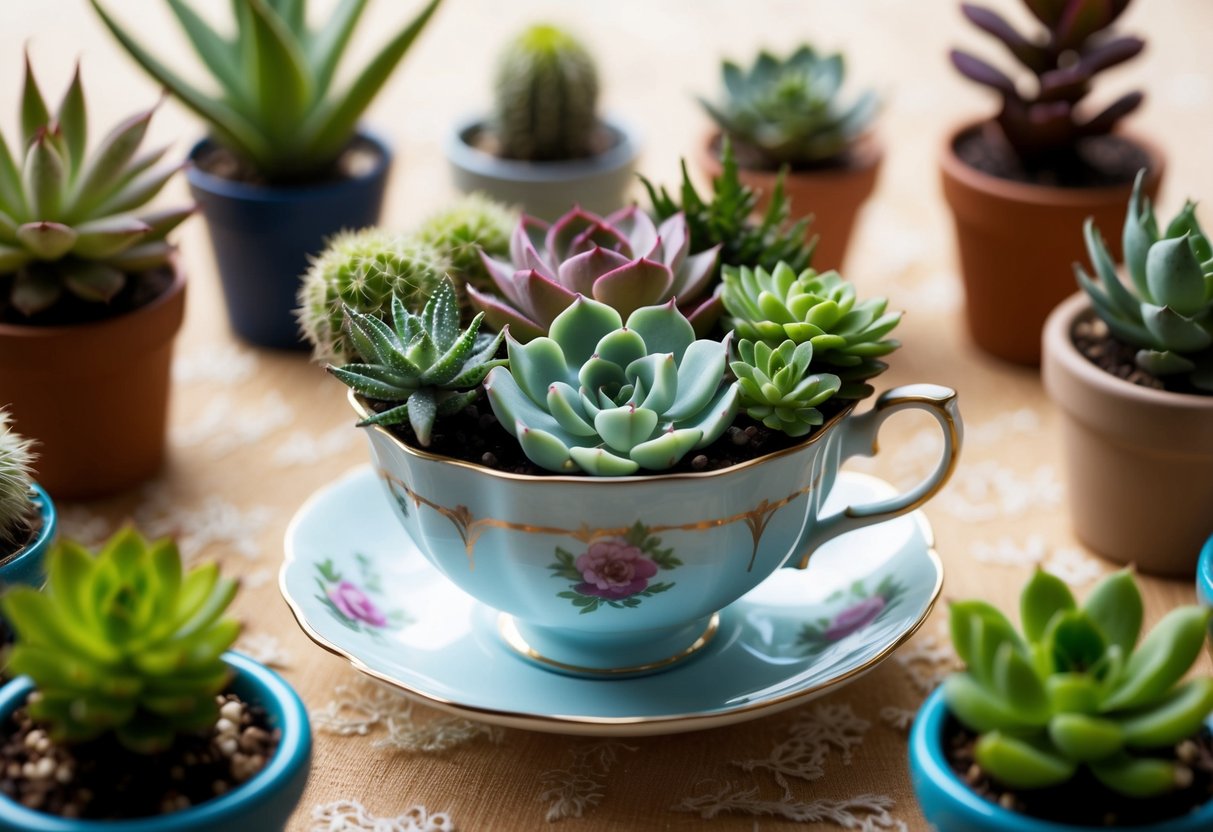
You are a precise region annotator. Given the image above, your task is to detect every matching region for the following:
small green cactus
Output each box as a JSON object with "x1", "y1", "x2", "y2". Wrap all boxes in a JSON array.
[
  {"x1": 413, "y1": 194, "x2": 517, "y2": 295},
  {"x1": 730, "y1": 340, "x2": 841, "y2": 437},
  {"x1": 945, "y1": 569, "x2": 1213, "y2": 797},
  {"x1": 329, "y1": 279, "x2": 506, "y2": 446},
  {"x1": 1, "y1": 528, "x2": 241, "y2": 753},
  {"x1": 492, "y1": 24, "x2": 600, "y2": 161},
  {"x1": 1078, "y1": 170, "x2": 1213, "y2": 392},
  {"x1": 722, "y1": 262, "x2": 901, "y2": 398},
  {"x1": 0, "y1": 410, "x2": 36, "y2": 553},
  {"x1": 484, "y1": 297, "x2": 739, "y2": 476},
  {"x1": 297, "y1": 228, "x2": 448, "y2": 364}
]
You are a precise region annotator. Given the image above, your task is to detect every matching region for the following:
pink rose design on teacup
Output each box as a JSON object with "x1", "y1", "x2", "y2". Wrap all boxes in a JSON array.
[
  {"x1": 327, "y1": 580, "x2": 388, "y2": 627},
  {"x1": 823, "y1": 595, "x2": 887, "y2": 641},
  {"x1": 574, "y1": 538, "x2": 660, "y2": 600}
]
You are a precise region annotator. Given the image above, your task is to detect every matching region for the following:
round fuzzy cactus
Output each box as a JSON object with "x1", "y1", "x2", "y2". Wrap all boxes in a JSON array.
[
  {"x1": 298, "y1": 228, "x2": 448, "y2": 364},
  {"x1": 0, "y1": 409, "x2": 36, "y2": 552},
  {"x1": 492, "y1": 24, "x2": 600, "y2": 161},
  {"x1": 413, "y1": 194, "x2": 517, "y2": 294}
]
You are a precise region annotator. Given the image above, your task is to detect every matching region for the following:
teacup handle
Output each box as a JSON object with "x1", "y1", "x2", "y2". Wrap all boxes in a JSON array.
[{"x1": 796, "y1": 384, "x2": 961, "y2": 567}]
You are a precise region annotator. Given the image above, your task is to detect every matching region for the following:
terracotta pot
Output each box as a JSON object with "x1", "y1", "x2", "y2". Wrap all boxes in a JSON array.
[
  {"x1": 1042, "y1": 293, "x2": 1213, "y2": 577},
  {"x1": 0, "y1": 267, "x2": 186, "y2": 499},
  {"x1": 695, "y1": 131, "x2": 882, "y2": 274},
  {"x1": 941, "y1": 123, "x2": 1164, "y2": 366}
]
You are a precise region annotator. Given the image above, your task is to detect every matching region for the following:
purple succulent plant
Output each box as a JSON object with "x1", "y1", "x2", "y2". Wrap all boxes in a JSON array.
[
  {"x1": 951, "y1": 0, "x2": 1143, "y2": 169},
  {"x1": 468, "y1": 206, "x2": 722, "y2": 341}
]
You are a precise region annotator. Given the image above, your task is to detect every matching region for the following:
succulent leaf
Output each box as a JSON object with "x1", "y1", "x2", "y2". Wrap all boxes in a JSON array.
[{"x1": 975, "y1": 732, "x2": 1077, "y2": 789}]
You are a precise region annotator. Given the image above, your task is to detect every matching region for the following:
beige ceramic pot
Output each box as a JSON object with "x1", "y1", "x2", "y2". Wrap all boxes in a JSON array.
[
  {"x1": 941, "y1": 122, "x2": 1163, "y2": 366},
  {"x1": 1043, "y1": 292, "x2": 1213, "y2": 577},
  {"x1": 695, "y1": 131, "x2": 882, "y2": 274}
]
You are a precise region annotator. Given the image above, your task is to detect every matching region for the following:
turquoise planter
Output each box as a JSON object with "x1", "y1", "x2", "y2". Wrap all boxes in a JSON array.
[
  {"x1": 910, "y1": 686, "x2": 1213, "y2": 831},
  {"x1": 0, "y1": 484, "x2": 55, "y2": 595},
  {"x1": 1198, "y1": 534, "x2": 1213, "y2": 611},
  {"x1": 0, "y1": 652, "x2": 311, "y2": 831}
]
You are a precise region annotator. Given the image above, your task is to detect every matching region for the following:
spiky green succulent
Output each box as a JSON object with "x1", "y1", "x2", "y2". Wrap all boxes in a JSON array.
[
  {"x1": 946, "y1": 569, "x2": 1213, "y2": 798},
  {"x1": 485, "y1": 297, "x2": 739, "y2": 476},
  {"x1": 0, "y1": 59, "x2": 191, "y2": 317},
  {"x1": 1078, "y1": 170, "x2": 1213, "y2": 392},
  {"x1": 722, "y1": 262, "x2": 901, "y2": 398},
  {"x1": 91, "y1": 0, "x2": 442, "y2": 181},
  {"x1": 1, "y1": 528, "x2": 241, "y2": 753},
  {"x1": 413, "y1": 193, "x2": 517, "y2": 295},
  {"x1": 297, "y1": 228, "x2": 448, "y2": 364},
  {"x1": 641, "y1": 137, "x2": 815, "y2": 277},
  {"x1": 0, "y1": 409, "x2": 36, "y2": 553},
  {"x1": 701, "y1": 45, "x2": 878, "y2": 168},
  {"x1": 330, "y1": 279, "x2": 506, "y2": 446},
  {"x1": 730, "y1": 340, "x2": 841, "y2": 437},
  {"x1": 493, "y1": 24, "x2": 600, "y2": 161}
]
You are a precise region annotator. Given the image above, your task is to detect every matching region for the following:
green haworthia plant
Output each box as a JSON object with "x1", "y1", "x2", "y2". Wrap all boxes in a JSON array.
[
  {"x1": 484, "y1": 297, "x2": 739, "y2": 476},
  {"x1": 1, "y1": 528, "x2": 241, "y2": 753},
  {"x1": 0, "y1": 59, "x2": 192, "y2": 317},
  {"x1": 1078, "y1": 170, "x2": 1213, "y2": 392},
  {"x1": 91, "y1": 0, "x2": 443, "y2": 181},
  {"x1": 946, "y1": 569, "x2": 1213, "y2": 797},
  {"x1": 493, "y1": 24, "x2": 600, "y2": 161},
  {"x1": 641, "y1": 137, "x2": 816, "y2": 277},
  {"x1": 701, "y1": 45, "x2": 878, "y2": 168},
  {"x1": 0, "y1": 409, "x2": 36, "y2": 553},
  {"x1": 413, "y1": 193, "x2": 516, "y2": 296},
  {"x1": 297, "y1": 228, "x2": 447, "y2": 364},
  {"x1": 329, "y1": 279, "x2": 506, "y2": 446},
  {"x1": 730, "y1": 339, "x2": 841, "y2": 437},
  {"x1": 722, "y1": 262, "x2": 901, "y2": 398}
]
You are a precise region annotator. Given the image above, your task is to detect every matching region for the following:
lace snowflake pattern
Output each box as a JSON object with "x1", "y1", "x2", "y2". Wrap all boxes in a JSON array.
[
  {"x1": 174, "y1": 392, "x2": 295, "y2": 457},
  {"x1": 236, "y1": 633, "x2": 293, "y2": 669},
  {"x1": 173, "y1": 344, "x2": 258, "y2": 384},
  {"x1": 135, "y1": 493, "x2": 271, "y2": 561},
  {"x1": 312, "y1": 681, "x2": 502, "y2": 752},
  {"x1": 968, "y1": 535, "x2": 1105, "y2": 587},
  {"x1": 539, "y1": 741, "x2": 638, "y2": 822},
  {"x1": 273, "y1": 425, "x2": 358, "y2": 467},
  {"x1": 893, "y1": 627, "x2": 955, "y2": 695},
  {"x1": 880, "y1": 707, "x2": 917, "y2": 732},
  {"x1": 673, "y1": 782, "x2": 906, "y2": 830},
  {"x1": 310, "y1": 800, "x2": 454, "y2": 832},
  {"x1": 733, "y1": 703, "x2": 870, "y2": 793},
  {"x1": 939, "y1": 462, "x2": 1064, "y2": 522}
]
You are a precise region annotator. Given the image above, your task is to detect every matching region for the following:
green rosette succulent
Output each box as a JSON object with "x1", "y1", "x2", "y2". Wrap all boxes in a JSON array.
[
  {"x1": 329, "y1": 279, "x2": 506, "y2": 446},
  {"x1": 730, "y1": 339, "x2": 841, "y2": 437},
  {"x1": 0, "y1": 58, "x2": 192, "y2": 317},
  {"x1": 0, "y1": 528, "x2": 241, "y2": 753},
  {"x1": 946, "y1": 569, "x2": 1213, "y2": 797},
  {"x1": 721, "y1": 262, "x2": 901, "y2": 398},
  {"x1": 0, "y1": 409, "x2": 36, "y2": 553},
  {"x1": 484, "y1": 297, "x2": 739, "y2": 476},
  {"x1": 1078, "y1": 170, "x2": 1213, "y2": 391}
]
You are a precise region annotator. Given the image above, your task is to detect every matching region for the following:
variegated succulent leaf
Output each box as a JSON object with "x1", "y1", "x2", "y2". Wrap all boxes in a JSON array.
[
  {"x1": 730, "y1": 339, "x2": 841, "y2": 437},
  {"x1": 944, "y1": 568, "x2": 1213, "y2": 797}
]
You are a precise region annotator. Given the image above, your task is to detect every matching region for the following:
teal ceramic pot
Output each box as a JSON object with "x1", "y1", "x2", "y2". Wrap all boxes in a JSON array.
[
  {"x1": 0, "y1": 484, "x2": 55, "y2": 597},
  {"x1": 0, "y1": 652, "x2": 311, "y2": 831},
  {"x1": 1198, "y1": 535, "x2": 1213, "y2": 611},
  {"x1": 358, "y1": 383, "x2": 962, "y2": 675},
  {"x1": 910, "y1": 686, "x2": 1213, "y2": 832}
]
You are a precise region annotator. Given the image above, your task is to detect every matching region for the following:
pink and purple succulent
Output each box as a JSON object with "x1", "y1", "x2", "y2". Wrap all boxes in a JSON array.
[{"x1": 468, "y1": 206, "x2": 723, "y2": 341}]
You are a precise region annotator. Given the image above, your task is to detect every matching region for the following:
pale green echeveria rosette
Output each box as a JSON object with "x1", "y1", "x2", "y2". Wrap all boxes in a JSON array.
[
  {"x1": 485, "y1": 297, "x2": 739, "y2": 476},
  {"x1": 1077, "y1": 169, "x2": 1213, "y2": 391},
  {"x1": 730, "y1": 339, "x2": 841, "y2": 437},
  {"x1": 722, "y1": 262, "x2": 901, "y2": 398}
]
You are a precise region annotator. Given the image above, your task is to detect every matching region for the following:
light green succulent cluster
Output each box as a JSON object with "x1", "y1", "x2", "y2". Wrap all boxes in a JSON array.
[
  {"x1": 730, "y1": 340, "x2": 841, "y2": 437},
  {"x1": 722, "y1": 262, "x2": 901, "y2": 398},
  {"x1": 493, "y1": 24, "x2": 600, "y2": 161},
  {"x1": 91, "y1": 0, "x2": 442, "y2": 181},
  {"x1": 701, "y1": 45, "x2": 878, "y2": 168},
  {"x1": 0, "y1": 59, "x2": 191, "y2": 316},
  {"x1": 485, "y1": 298, "x2": 739, "y2": 476},
  {"x1": 413, "y1": 193, "x2": 516, "y2": 295},
  {"x1": 946, "y1": 569, "x2": 1213, "y2": 797},
  {"x1": 297, "y1": 228, "x2": 447, "y2": 364},
  {"x1": 1, "y1": 528, "x2": 241, "y2": 753},
  {"x1": 1079, "y1": 170, "x2": 1213, "y2": 392},
  {"x1": 329, "y1": 279, "x2": 506, "y2": 446},
  {"x1": 0, "y1": 409, "x2": 36, "y2": 553}
]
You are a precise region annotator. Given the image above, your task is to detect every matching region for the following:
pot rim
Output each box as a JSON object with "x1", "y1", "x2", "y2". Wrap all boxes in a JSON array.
[
  {"x1": 939, "y1": 120, "x2": 1166, "y2": 207},
  {"x1": 0, "y1": 652, "x2": 310, "y2": 831},
  {"x1": 185, "y1": 129, "x2": 392, "y2": 202},
  {"x1": 700, "y1": 128, "x2": 884, "y2": 180},
  {"x1": 349, "y1": 388, "x2": 859, "y2": 485},
  {"x1": 1198, "y1": 534, "x2": 1213, "y2": 608},
  {"x1": 445, "y1": 114, "x2": 641, "y2": 183},
  {"x1": 0, "y1": 483, "x2": 55, "y2": 573},
  {"x1": 911, "y1": 686, "x2": 1213, "y2": 832}
]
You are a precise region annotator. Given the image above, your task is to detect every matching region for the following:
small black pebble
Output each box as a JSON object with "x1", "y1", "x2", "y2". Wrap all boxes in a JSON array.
[
  {"x1": 481, "y1": 452, "x2": 498, "y2": 467},
  {"x1": 691, "y1": 454, "x2": 708, "y2": 470}
]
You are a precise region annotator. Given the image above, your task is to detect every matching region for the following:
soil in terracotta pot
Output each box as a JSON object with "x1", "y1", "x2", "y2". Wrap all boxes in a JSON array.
[
  {"x1": 1072, "y1": 315, "x2": 1210, "y2": 396},
  {"x1": 0, "y1": 266, "x2": 173, "y2": 328},
  {"x1": 0, "y1": 693, "x2": 278, "y2": 820},
  {"x1": 194, "y1": 136, "x2": 382, "y2": 187},
  {"x1": 945, "y1": 717, "x2": 1213, "y2": 826},
  {"x1": 955, "y1": 126, "x2": 1150, "y2": 188}
]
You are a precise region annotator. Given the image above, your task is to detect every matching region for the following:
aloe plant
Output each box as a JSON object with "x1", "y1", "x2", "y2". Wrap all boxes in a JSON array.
[
  {"x1": 90, "y1": 0, "x2": 443, "y2": 181},
  {"x1": 946, "y1": 569, "x2": 1213, "y2": 797},
  {"x1": 0, "y1": 409, "x2": 36, "y2": 553}
]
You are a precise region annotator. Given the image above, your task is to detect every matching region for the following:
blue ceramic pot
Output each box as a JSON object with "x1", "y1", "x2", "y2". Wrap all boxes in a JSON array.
[
  {"x1": 910, "y1": 686, "x2": 1213, "y2": 831},
  {"x1": 0, "y1": 484, "x2": 55, "y2": 596},
  {"x1": 1198, "y1": 534, "x2": 1213, "y2": 612},
  {"x1": 186, "y1": 132, "x2": 391, "y2": 350},
  {"x1": 0, "y1": 652, "x2": 311, "y2": 831}
]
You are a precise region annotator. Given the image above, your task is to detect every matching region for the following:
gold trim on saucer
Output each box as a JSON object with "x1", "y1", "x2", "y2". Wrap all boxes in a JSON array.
[{"x1": 496, "y1": 613, "x2": 720, "y2": 677}]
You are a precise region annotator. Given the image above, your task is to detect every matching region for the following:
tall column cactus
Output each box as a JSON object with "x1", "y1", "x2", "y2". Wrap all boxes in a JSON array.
[{"x1": 492, "y1": 24, "x2": 600, "y2": 162}]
